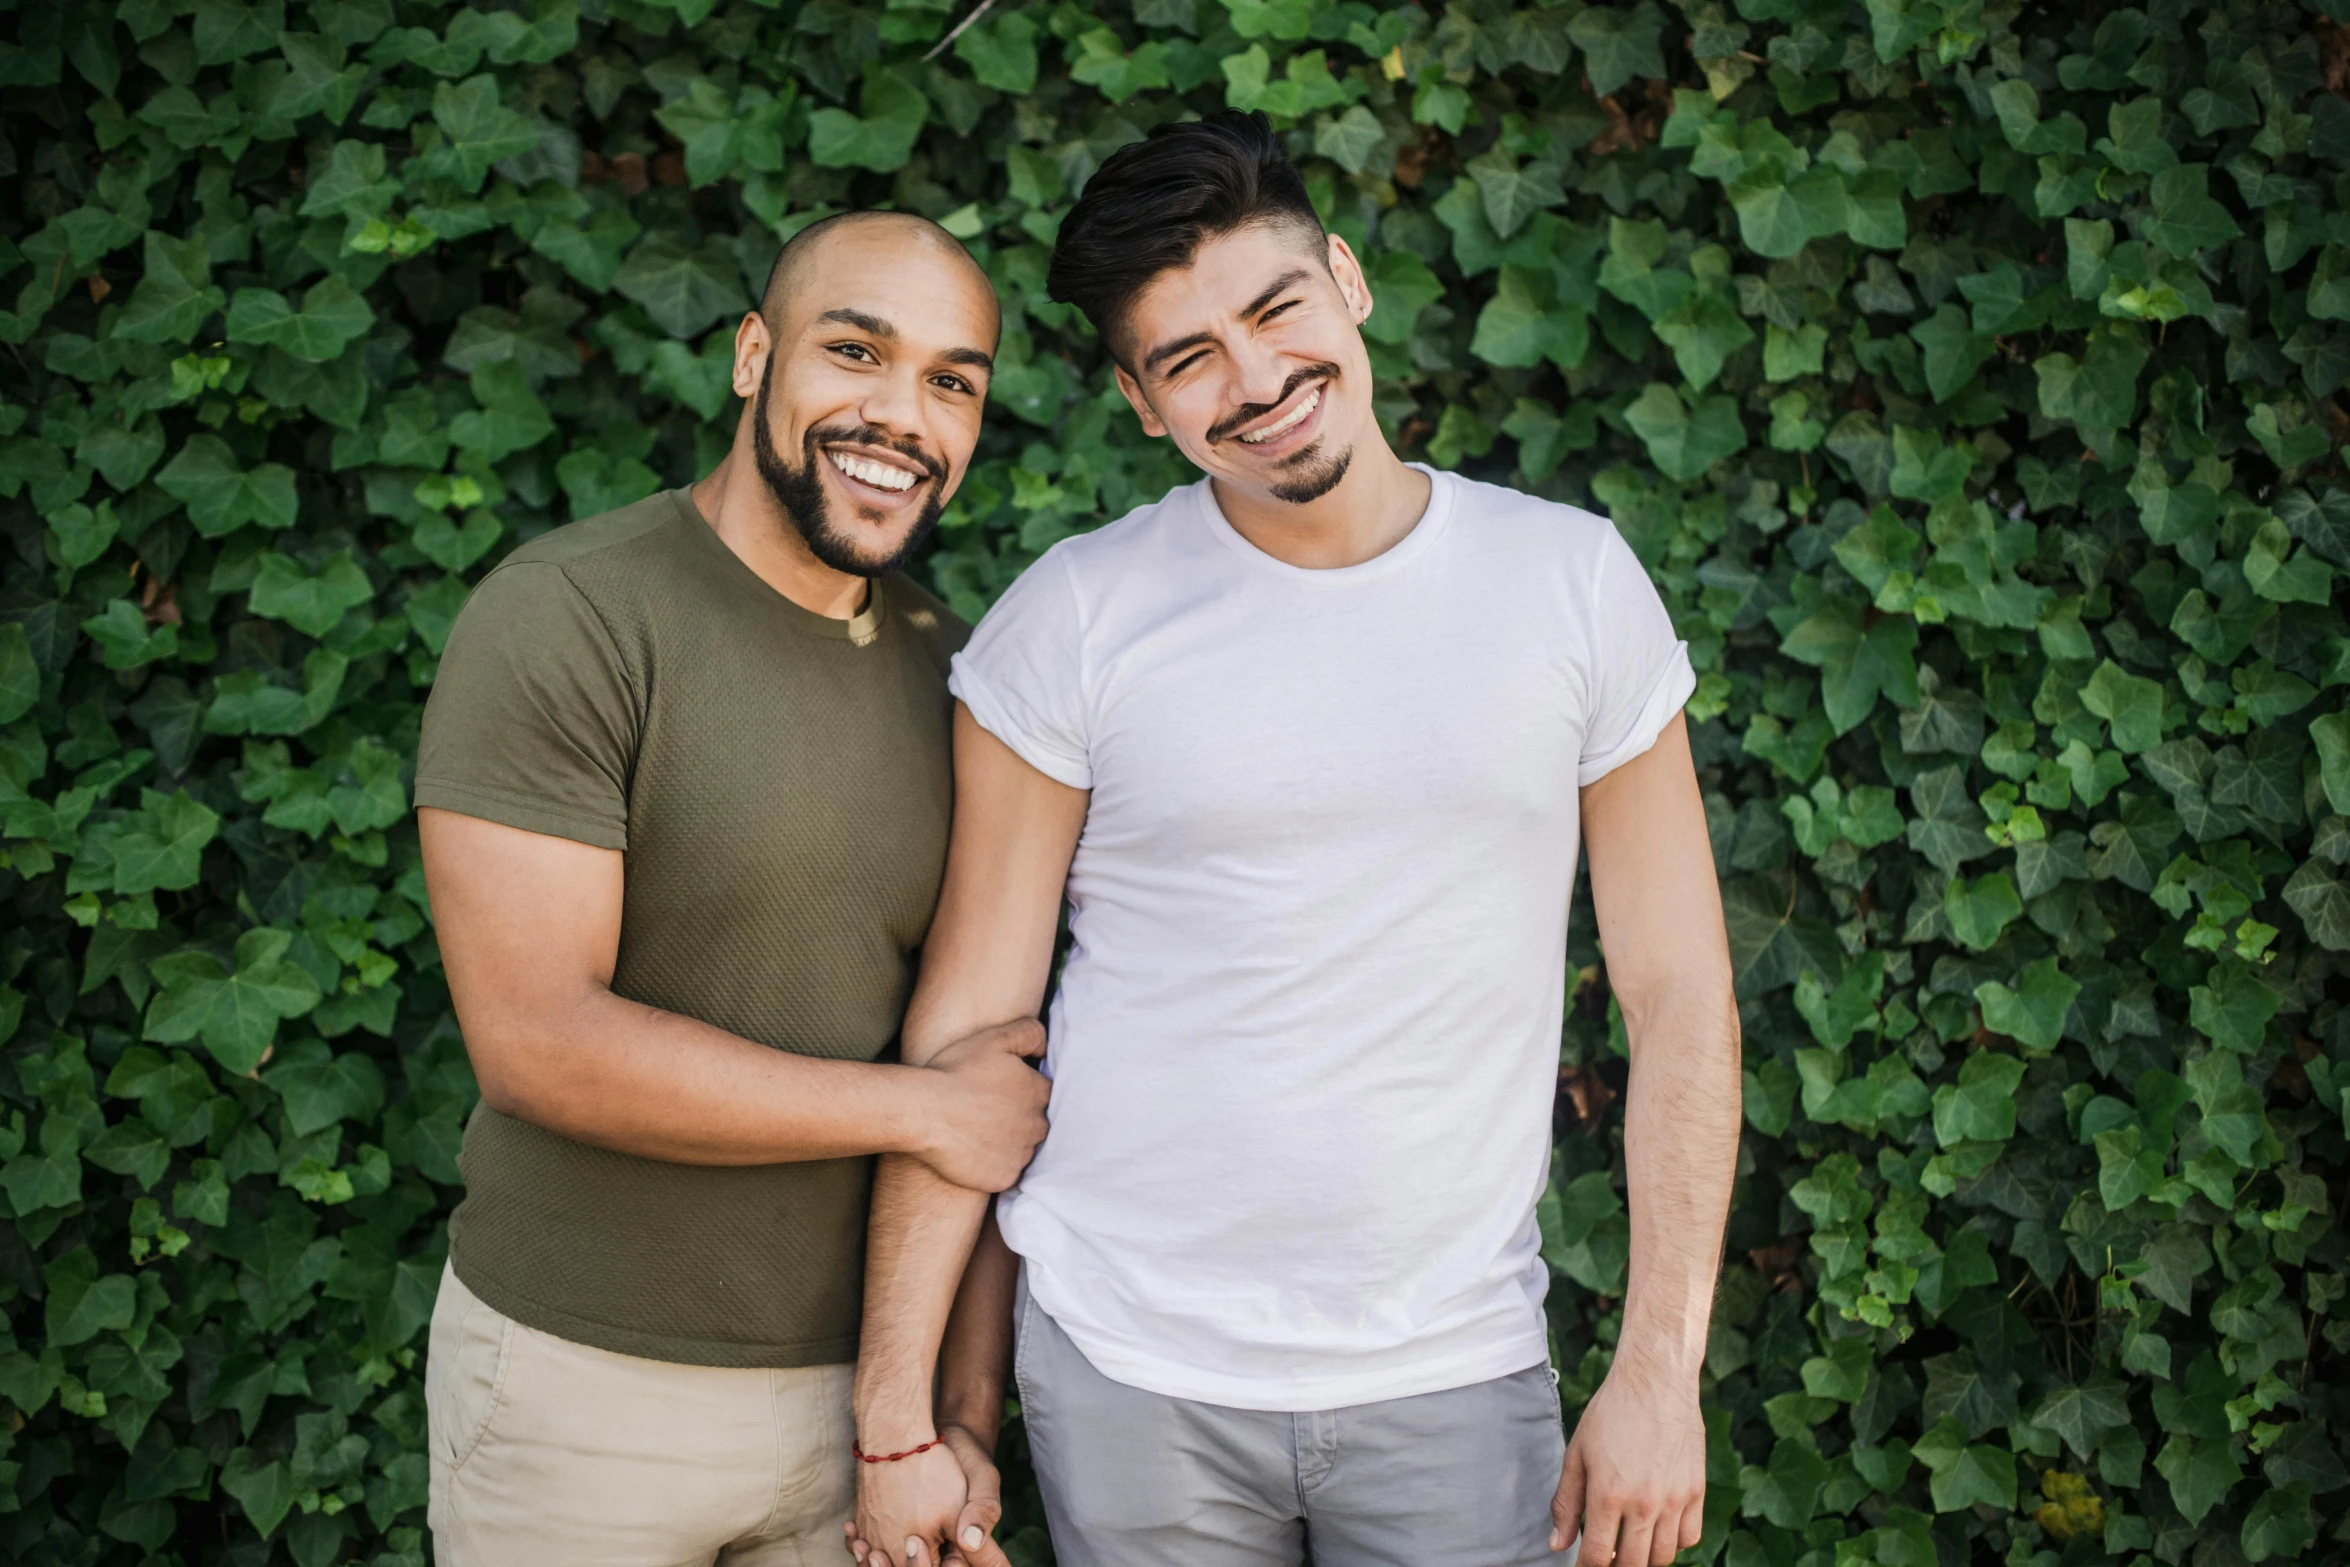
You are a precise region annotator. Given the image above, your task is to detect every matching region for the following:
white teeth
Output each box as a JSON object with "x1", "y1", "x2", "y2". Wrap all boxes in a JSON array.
[
  {"x1": 1239, "y1": 386, "x2": 1321, "y2": 444},
  {"x1": 828, "y1": 451, "x2": 918, "y2": 492}
]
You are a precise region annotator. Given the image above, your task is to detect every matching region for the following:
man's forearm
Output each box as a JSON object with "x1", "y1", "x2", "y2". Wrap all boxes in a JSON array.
[
  {"x1": 1614, "y1": 984, "x2": 1742, "y2": 1383},
  {"x1": 469, "y1": 986, "x2": 940, "y2": 1166},
  {"x1": 938, "y1": 1208, "x2": 1019, "y2": 1447},
  {"x1": 856, "y1": 1155, "x2": 994, "y2": 1445}
]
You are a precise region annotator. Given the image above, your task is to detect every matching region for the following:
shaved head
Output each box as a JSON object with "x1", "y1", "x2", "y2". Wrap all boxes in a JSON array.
[{"x1": 760, "y1": 210, "x2": 994, "y2": 334}]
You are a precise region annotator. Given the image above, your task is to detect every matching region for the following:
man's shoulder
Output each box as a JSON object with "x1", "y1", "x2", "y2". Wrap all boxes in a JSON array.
[
  {"x1": 1035, "y1": 479, "x2": 1207, "y2": 583},
  {"x1": 1442, "y1": 471, "x2": 1621, "y2": 560},
  {"x1": 498, "y1": 488, "x2": 685, "y2": 570}
]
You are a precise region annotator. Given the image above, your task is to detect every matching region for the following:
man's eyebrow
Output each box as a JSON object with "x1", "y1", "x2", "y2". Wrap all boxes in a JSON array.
[
  {"x1": 1139, "y1": 268, "x2": 1317, "y2": 374},
  {"x1": 814, "y1": 308, "x2": 896, "y2": 337},
  {"x1": 940, "y1": 346, "x2": 994, "y2": 371},
  {"x1": 1142, "y1": 331, "x2": 1216, "y2": 375},
  {"x1": 1239, "y1": 268, "x2": 1314, "y2": 322}
]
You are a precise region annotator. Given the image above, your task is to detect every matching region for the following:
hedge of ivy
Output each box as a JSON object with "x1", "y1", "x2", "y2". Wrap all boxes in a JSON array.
[{"x1": 4, "y1": 0, "x2": 2350, "y2": 1562}]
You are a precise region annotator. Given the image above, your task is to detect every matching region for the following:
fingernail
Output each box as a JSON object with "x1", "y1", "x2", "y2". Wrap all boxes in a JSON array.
[
  {"x1": 964, "y1": 1527, "x2": 984, "y2": 1549},
  {"x1": 1550, "y1": 1531, "x2": 1564, "y2": 1551}
]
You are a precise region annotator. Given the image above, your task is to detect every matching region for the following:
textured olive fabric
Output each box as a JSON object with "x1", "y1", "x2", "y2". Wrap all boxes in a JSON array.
[{"x1": 414, "y1": 488, "x2": 966, "y2": 1368}]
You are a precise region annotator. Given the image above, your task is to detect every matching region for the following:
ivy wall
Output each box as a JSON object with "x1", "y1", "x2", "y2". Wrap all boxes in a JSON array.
[{"x1": 2, "y1": 0, "x2": 2348, "y2": 1562}]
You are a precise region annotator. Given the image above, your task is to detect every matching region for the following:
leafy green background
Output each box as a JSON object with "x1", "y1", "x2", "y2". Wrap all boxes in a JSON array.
[{"x1": 4, "y1": 0, "x2": 2349, "y2": 1561}]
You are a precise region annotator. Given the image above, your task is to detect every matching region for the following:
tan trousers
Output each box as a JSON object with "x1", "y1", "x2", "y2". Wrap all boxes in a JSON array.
[{"x1": 426, "y1": 1263, "x2": 856, "y2": 1566}]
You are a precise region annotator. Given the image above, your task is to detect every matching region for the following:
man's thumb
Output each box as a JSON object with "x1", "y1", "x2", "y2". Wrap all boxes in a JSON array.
[
  {"x1": 1551, "y1": 1447, "x2": 1586, "y2": 1553},
  {"x1": 955, "y1": 1493, "x2": 1002, "y2": 1553}
]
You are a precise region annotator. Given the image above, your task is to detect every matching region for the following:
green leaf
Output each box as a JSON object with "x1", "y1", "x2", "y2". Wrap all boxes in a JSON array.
[
  {"x1": 0, "y1": 622, "x2": 36, "y2": 724},
  {"x1": 247, "y1": 550, "x2": 375, "y2": 638},
  {"x1": 1779, "y1": 596, "x2": 1919, "y2": 735},
  {"x1": 1974, "y1": 957, "x2": 2079, "y2": 1051},
  {"x1": 1729, "y1": 165, "x2": 1848, "y2": 258},
  {"x1": 110, "y1": 790, "x2": 219, "y2": 895},
  {"x1": 1624, "y1": 383, "x2": 1747, "y2": 480},
  {"x1": 225, "y1": 273, "x2": 375, "y2": 362},
  {"x1": 2144, "y1": 164, "x2": 2243, "y2": 259},
  {"x1": 428, "y1": 73, "x2": 541, "y2": 192},
  {"x1": 2155, "y1": 1432, "x2": 2244, "y2": 1524},
  {"x1": 1565, "y1": 3, "x2": 1666, "y2": 99},
  {"x1": 1651, "y1": 292, "x2": 1754, "y2": 391},
  {"x1": 111, "y1": 230, "x2": 226, "y2": 345},
  {"x1": 808, "y1": 69, "x2": 930, "y2": 170},
  {"x1": 1469, "y1": 264, "x2": 1584, "y2": 370},
  {"x1": 448, "y1": 358, "x2": 555, "y2": 461},
  {"x1": 1944, "y1": 870, "x2": 2023, "y2": 951},
  {"x1": 611, "y1": 234, "x2": 752, "y2": 340},
  {"x1": 142, "y1": 929, "x2": 324, "y2": 1075},
  {"x1": 2079, "y1": 659, "x2": 2164, "y2": 752},
  {"x1": 955, "y1": 10, "x2": 1039, "y2": 94},
  {"x1": 43, "y1": 1248, "x2": 137, "y2": 1347},
  {"x1": 1363, "y1": 251, "x2": 1444, "y2": 347},
  {"x1": 2033, "y1": 1379, "x2": 2132, "y2": 1460},
  {"x1": 154, "y1": 436, "x2": 299, "y2": 537},
  {"x1": 1932, "y1": 1049, "x2": 2026, "y2": 1145}
]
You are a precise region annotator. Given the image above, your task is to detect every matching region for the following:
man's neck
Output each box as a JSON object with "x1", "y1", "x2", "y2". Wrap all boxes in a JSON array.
[
  {"x1": 689, "y1": 449, "x2": 871, "y2": 620},
  {"x1": 1208, "y1": 437, "x2": 1431, "y2": 571}
]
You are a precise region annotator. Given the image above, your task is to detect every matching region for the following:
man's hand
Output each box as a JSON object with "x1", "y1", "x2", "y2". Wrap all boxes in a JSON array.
[
  {"x1": 849, "y1": 1443, "x2": 967, "y2": 1567},
  {"x1": 913, "y1": 1020, "x2": 1049, "y2": 1192},
  {"x1": 847, "y1": 1425, "x2": 1008, "y2": 1567},
  {"x1": 1549, "y1": 1367, "x2": 1706, "y2": 1567}
]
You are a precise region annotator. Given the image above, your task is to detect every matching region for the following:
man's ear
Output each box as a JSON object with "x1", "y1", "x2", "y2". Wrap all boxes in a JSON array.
[
  {"x1": 731, "y1": 312, "x2": 772, "y2": 398},
  {"x1": 1112, "y1": 364, "x2": 1170, "y2": 438},
  {"x1": 1326, "y1": 233, "x2": 1374, "y2": 329}
]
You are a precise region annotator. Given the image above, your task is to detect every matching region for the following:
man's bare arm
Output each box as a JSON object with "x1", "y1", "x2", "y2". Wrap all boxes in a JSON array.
[
  {"x1": 1549, "y1": 713, "x2": 1743, "y2": 1567},
  {"x1": 420, "y1": 807, "x2": 1047, "y2": 1188},
  {"x1": 852, "y1": 708, "x2": 1087, "y2": 1567}
]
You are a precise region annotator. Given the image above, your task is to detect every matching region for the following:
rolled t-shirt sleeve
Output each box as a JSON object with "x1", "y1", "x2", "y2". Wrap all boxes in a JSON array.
[
  {"x1": 949, "y1": 549, "x2": 1093, "y2": 789},
  {"x1": 414, "y1": 563, "x2": 640, "y2": 849},
  {"x1": 1576, "y1": 524, "x2": 1697, "y2": 786}
]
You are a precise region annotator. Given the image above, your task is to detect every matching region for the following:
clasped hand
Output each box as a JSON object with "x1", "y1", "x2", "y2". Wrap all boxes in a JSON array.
[{"x1": 845, "y1": 1426, "x2": 1007, "y2": 1567}]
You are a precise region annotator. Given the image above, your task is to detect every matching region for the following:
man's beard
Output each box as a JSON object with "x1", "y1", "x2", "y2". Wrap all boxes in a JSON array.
[
  {"x1": 1208, "y1": 363, "x2": 1353, "y2": 506},
  {"x1": 752, "y1": 362, "x2": 946, "y2": 579}
]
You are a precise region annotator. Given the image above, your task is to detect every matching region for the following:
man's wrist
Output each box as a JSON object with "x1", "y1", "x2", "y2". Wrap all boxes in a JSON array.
[{"x1": 853, "y1": 1371, "x2": 939, "y2": 1450}]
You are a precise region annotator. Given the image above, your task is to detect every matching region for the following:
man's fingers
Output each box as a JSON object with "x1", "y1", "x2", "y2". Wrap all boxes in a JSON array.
[
  {"x1": 1579, "y1": 1491, "x2": 1624, "y2": 1567},
  {"x1": 991, "y1": 1018, "x2": 1047, "y2": 1058},
  {"x1": 1677, "y1": 1494, "x2": 1706, "y2": 1553},
  {"x1": 955, "y1": 1496, "x2": 1002, "y2": 1553},
  {"x1": 1550, "y1": 1445, "x2": 1588, "y2": 1553}
]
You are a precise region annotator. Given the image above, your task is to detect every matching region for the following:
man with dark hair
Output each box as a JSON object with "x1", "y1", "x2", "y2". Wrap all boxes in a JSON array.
[
  {"x1": 846, "y1": 116, "x2": 1743, "y2": 1567},
  {"x1": 414, "y1": 212, "x2": 1050, "y2": 1564}
]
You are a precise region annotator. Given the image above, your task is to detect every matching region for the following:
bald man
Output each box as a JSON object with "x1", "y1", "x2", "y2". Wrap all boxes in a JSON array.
[{"x1": 414, "y1": 213, "x2": 1048, "y2": 1565}]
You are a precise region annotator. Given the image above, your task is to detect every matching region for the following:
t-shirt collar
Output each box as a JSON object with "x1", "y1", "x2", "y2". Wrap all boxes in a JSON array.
[{"x1": 1195, "y1": 464, "x2": 1455, "y2": 584}]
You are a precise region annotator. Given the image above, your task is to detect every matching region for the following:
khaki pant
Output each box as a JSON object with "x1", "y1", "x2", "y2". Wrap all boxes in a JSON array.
[{"x1": 426, "y1": 1263, "x2": 856, "y2": 1566}]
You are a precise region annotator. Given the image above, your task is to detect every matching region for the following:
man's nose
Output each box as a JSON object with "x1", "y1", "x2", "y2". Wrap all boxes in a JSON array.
[
  {"x1": 856, "y1": 364, "x2": 927, "y2": 438},
  {"x1": 1227, "y1": 334, "x2": 1293, "y2": 409}
]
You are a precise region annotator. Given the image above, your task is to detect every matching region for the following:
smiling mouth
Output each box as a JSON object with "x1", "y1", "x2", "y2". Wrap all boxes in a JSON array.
[
  {"x1": 1236, "y1": 384, "x2": 1322, "y2": 445},
  {"x1": 826, "y1": 448, "x2": 924, "y2": 494}
]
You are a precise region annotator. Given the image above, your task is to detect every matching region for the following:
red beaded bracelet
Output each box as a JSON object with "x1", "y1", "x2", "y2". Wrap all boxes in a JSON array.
[{"x1": 852, "y1": 1436, "x2": 944, "y2": 1464}]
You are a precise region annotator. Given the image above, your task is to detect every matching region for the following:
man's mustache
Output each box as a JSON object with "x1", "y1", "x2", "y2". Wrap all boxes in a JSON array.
[
  {"x1": 1206, "y1": 365, "x2": 1340, "y2": 445},
  {"x1": 809, "y1": 422, "x2": 947, "y2": 484}
]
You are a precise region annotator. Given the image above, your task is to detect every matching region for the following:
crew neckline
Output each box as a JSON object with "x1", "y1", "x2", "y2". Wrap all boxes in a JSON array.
[
  {"x1": 1196, "y1": 464, "x2": 1454, "y2": 585},
  {"x1": 669, "y1": 488, "x2": 886, "y2": 643}
]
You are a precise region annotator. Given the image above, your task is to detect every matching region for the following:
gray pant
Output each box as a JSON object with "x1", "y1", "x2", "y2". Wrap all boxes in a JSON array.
[{"x1": 1014, "y1": 1278, "x2": 1571, "y2": 1567}]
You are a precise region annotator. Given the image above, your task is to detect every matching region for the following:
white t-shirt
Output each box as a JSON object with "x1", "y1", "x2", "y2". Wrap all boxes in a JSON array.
[{"x1": 951, "y1": 466, "x2": 1695, "y2": 1411}]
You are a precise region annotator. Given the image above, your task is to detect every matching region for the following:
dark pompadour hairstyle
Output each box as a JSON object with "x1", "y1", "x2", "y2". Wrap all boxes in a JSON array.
[{"x1": 1046, "y1": 111, "x2": 1324, "y2": 362}]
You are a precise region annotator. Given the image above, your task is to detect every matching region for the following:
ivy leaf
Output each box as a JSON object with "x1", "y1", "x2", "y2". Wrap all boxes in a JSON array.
[
  {"x1": 1363, "y1": 250, "x2": 1444, "y2": 347},
  {"x1": 2079, "y1": 659, "x2": 2164, "y2": 752},
  {"x1": 2188, "y1": 960, "x2": 2280, "y2": 1053},
  {"x1": 2155, "y1": 1432, "x2": 2243, "y2": 1525},
  {"x1": 154, "y1": 436, "x2": 299, "y2": 537},
  {"x1": 2033, "y1": 1379, "x2": 2132, "y2": 1460},
  {"x1": 427, "y1": 73, "x2": 541, "y2": 192},
  {"x1": 448, "y1": 359, "x2": 555, "y2": 461},
  {"x1": 2283, "y1": 859, "x2": 2350, "y2": 950},
  {"x1": 1469, "y1": 264, "x2": 1585, "y2": 370},
  {"x1": 2036, "y1": 323, "x2": 2150, "y2": 431},
  {"x1": 43, "y1": 1247, "x2": 137, "y2": 1347},
  {"x1": 610, "y1": 234, "x2": 751, "y2": 339},
  {"x1": 2143, "y1": 164, "x2": 2243, "y2": 259},
  {"x1": 247, "y1": 550, "x2": 375, "y2": 638},
  {"x1": 1931, "y1": 1050, "x2": 2026, "y2": 1146},
  {"x1": 1466, "y1": 147, "x2": 1564, "y2": 240},
  {"x1": 1729, "y1": 165, "x2": 1849, "y2": 258},
  {"x1": 1974, "y1": 957, "x2": 2079, "y2": 1051},
  {"x1": 111, "y1": 230, "x2": 225, "y2": 344},
  {"x1": 955, "y1": 10, "x2": 1040, "y2": 94},
  {"x1": 808, "y1": 69, "x2": 931, "y2": 169},
  {"x1": 109, "y1": 790, "x2": 220, "y2": 895},
  {"x1": 224, "y1": 273, "x2": 375, "y2": 363},
  {"x1": 1945, "y1": 870, "x2": 2023, "y2": 951},
  {"x1": 1651, "y1": 292, "x2": 1754, "y2": 391},
  {"x1": 0, "y1": 622, "x2": 37, "y2": 724},
  {"x1": 1624, "y1": 383, "x2": 1747, "y2": 481},
  {"x1": 142, "y1": 929, "x2": 324, "y2": 1075},
  {"x1": 1779, "y1": 596, "x2": 1919, "y2": 734},
  {"x1": 1565, "y1": 3, "x2": 1666, "y2": 99}
]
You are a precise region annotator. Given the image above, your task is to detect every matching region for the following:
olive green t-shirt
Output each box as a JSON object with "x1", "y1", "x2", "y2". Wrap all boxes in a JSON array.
[{"x1": 414, "y1": 487, "x2": 967, "y2": 1368}]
